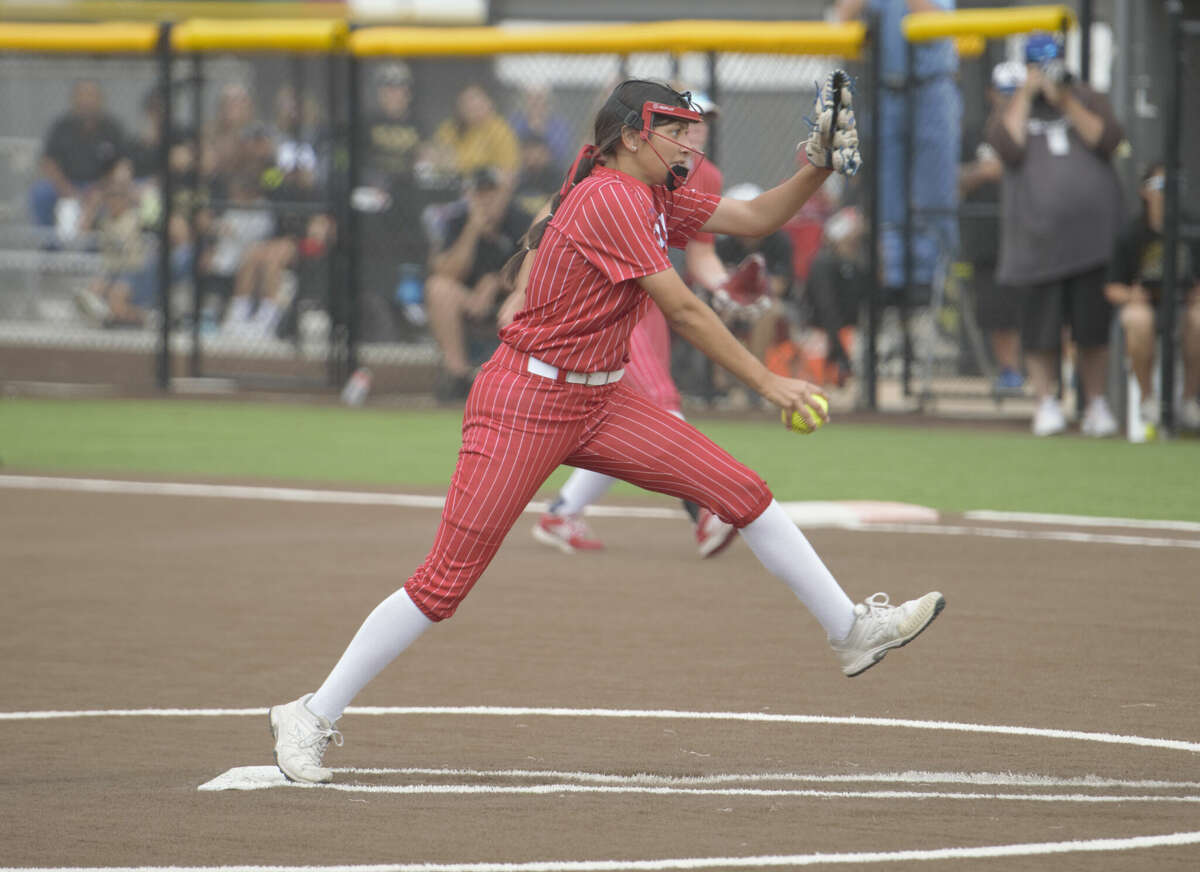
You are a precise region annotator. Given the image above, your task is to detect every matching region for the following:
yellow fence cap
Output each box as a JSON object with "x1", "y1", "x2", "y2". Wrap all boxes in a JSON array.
[
  {"x1": 172, "y1": 18, "x2": 348, "y2": 53},
  {"x1": 0, "y1": 2, "x2": 350, "y2": 21},
  {"x1": 904, "y1": 4, "x2": 1075, "y2": 43},
  {"x1": 0, "y1": 21, "x2": 159, "y2": 53},
  {"x1": 350, "y1": 19, "x2": 865, "y2": 58}
]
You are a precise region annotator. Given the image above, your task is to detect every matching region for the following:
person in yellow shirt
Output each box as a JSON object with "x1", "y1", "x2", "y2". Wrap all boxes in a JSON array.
[{"x1": 432, "y1": 84, "x2": 520, "y2": 182}]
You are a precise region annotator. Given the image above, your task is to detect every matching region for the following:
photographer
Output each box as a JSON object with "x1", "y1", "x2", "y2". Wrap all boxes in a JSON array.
[{"x1": 985, "y1": 32, "x2": 1125, "y2": 437}]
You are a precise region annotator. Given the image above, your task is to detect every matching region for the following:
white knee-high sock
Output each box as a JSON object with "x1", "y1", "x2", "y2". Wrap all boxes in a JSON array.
[
  {"x1": 739, "y1": 500, "x2": 856, "y2": 640},
  {"x1": 307, "y1": 588, "x2": 432, "y2": 723},
  {"x1": 552, "y1": 468, "x2": 617, "y2": 516}
]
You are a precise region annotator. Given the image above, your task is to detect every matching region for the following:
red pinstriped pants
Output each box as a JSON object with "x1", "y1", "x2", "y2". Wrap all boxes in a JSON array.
[{"x1": 404, "y1": 342, "x2": 773, "y2": 621}]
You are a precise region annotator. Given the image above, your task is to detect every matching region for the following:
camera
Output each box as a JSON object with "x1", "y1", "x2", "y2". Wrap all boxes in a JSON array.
[{"x1": 1025, "y1": 32, "x2": 1073, "y2": 86}]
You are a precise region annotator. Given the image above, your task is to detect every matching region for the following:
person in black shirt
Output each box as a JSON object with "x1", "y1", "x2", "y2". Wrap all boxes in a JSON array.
[
  {"x1": 425, "y1": 167, "x2": 530, "y2": 401},
  {"x1": 358, "y1": 62, "x2": 431, "y2": 341},
  {"x1": 1105, "y1": 161, "x2": 1200, "y2": 429},
  {"x1": 802, "y1": 206, "x2": 869, "y2": 380},
  {"x1": 959, "y1": 61, "x2": 1026, "y2": 391},
  {"x1": 29, "y1": 79, "x2": 127, "y2": 232}
]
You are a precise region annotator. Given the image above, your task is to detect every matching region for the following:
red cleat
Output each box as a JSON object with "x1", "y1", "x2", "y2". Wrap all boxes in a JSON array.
[
  {"x1": 695, "y1": 508, "x2": 737, "y2": 558},
  {"x1": 532, "y1": 513, "x2": 605, "y2": 554}
]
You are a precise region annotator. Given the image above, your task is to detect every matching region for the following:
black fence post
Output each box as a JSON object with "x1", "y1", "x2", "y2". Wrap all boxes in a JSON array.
[
  {"x1": 705, "y1": 50, "x2": 718, "y2": 168},
  {"x1": 901, "y1": 38, "x2": 914, "y2": 398},
  {"x1": 155, "y1": 21, "x2": 174, "y2": 392},
  {"x1": 343, "y1": 47, "x2": 362, "y2": 380},
  {"x1": 1160, "y1": 0, "x2": 1184, "y2": 434},
  {"x1": 864, "y1": 11, "x2": 881, "y2": 411},
  {"x1": 1079, "y1": 0, "x2": 1092, "y2": 85},
  {"x1": 188, "y1": 52, "x2": 204, "y2": 378}
]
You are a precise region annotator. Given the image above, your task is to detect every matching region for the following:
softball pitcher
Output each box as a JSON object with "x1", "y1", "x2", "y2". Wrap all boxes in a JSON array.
[
  {"x1": 271, "y1": 75, "x2": 945, "y2": 784},
  {"x1": 531, "y1": 91, "x2": 739, "y2": 558}
]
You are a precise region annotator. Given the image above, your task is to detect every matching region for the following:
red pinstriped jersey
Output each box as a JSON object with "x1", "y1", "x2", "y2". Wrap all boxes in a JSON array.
[
  {"x1": 499, "y1": 165, "x2": 720, "y2": 373},
  {"x1": 687, "y1": 158, "x2": 724, "y2": 245}
]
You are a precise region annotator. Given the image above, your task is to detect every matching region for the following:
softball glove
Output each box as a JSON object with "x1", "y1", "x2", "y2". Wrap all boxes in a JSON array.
[{"x1": 802, "y1": 70, "x2": 861, "y2": 177}]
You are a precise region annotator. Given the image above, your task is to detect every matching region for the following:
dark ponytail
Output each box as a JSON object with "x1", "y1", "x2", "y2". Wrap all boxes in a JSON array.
[{"x1": 500, "y1": 79, "x2": 692, "y2": 288}]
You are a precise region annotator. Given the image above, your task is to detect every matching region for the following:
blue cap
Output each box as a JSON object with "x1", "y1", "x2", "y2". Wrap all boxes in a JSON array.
[{"x1": 1025, "y1": 32, "x2": 1063, "y2": 65}]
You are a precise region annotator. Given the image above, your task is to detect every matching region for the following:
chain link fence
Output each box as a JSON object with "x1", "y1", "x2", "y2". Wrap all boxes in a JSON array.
[{"x1": 4, "y1": 10, "x2": 1187, "y2": 420}]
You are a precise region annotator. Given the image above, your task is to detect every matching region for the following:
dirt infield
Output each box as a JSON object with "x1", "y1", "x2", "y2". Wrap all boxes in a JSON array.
[{"x1": 2, "y1": 478, "x2": 1198, "y2": 870}]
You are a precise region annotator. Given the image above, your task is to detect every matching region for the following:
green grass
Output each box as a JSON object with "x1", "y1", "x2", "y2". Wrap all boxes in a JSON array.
[{"x1": 3, "y1": 397, "x2": 1198, "y2": 521}]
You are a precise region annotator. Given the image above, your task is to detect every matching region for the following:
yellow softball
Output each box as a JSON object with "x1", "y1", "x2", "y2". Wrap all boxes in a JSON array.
[{"x1": 781, "y1": 395, "x2": 829, "y2": 434}]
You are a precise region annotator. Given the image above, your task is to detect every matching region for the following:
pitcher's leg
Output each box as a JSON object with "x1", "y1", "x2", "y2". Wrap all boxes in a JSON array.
[
  {"x1": 405, "y1": 377, "x2": 582, "y2": 620},
  {"x1": 568, "y1": 385, "x2": 854, "y2": 638},
  {"x1": 305, "y1": 368, "x2": 581, "y2": 727}
]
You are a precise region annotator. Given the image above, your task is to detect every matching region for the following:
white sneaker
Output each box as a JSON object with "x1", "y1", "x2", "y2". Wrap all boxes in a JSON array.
[
  {"x1": 1031, "y1": 397, "x2": 1066, "y2": 437},
  {"x1": 269, "y1": 693, "x2": 343, "y2": 784},
  {"x1": 1139, "y1": 397, "x2": 1161, "y2": 427},
  {"x1": 1180, "y1": 398, "x2": 1200, "y2": 431},
  {"x1": 1081, "y1": 396, "x2": 1118, "y2": 438},
  {"x1": 830, "y1": 591, "x2": 945, "y2": 677}
]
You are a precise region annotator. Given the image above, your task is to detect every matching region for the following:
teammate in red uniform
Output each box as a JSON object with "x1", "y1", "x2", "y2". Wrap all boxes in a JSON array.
[
  {"x1": 270, "y1": 76, "x2": 945, "y2": 784},
  {"x1": 530, "y1": 90, "x2": 739, "y2": 558}
]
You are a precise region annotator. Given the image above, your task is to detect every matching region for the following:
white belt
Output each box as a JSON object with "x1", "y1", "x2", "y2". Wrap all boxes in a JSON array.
[{"x1": 527, "y1": 355, "x2": 624, "y2": 386}]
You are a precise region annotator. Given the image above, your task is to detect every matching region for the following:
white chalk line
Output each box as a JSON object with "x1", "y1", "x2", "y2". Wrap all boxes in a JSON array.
[
  {"x1": 4, "y1": 475, "x2": 1200, "y2": 547},
  {"x1": 3, "y1": 705, "x2": 1198, "y2": 754},
  {"x1": 2, "y1": 830, "x2": 1200, "y2": 871},
  {"x1": 217, "y1": 784, "x2": 1200, "y2": 803},
  {"x1": 197, "y1": 764, "x2": 1200, "y2": 803},
  {"x1": 965, "y1": 510, "x2": 1200, "y2": 533},
  {"x1": 339, "y1": 767, "x2": 1200, "y2": 790},
  {"x1": 864, "y1": 520, "x2": 1200, "y2": 549},
  {"x1": 0, "y1": 474, "x2": 672, "y2": 519}
]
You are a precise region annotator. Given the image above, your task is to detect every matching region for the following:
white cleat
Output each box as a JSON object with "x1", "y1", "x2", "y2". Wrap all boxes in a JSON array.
[
  {"x1": 269, "y1": 693, "x2": 342, "y2": 784},
  {"x1": 1081, "y1": 397, "x2": 1118, "y2": 438},
  {"x1": 830, "y1": 591, "x2": 945, "y2": 677},
  {"x1": 1031, "y1": 397, "x2": 1066, "y2": 437}
]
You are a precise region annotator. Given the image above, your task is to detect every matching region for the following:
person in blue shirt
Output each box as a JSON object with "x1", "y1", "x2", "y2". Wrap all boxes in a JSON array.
[{"x1": 834, "y1": 0, "x2": 960, "y2": 307}]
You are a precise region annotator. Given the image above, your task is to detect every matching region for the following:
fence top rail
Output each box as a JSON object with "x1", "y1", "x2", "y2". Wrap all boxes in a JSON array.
[
  {"x1": 0, "y1": 0, "x2": 483, "y2": 24},
  {"x1": 172, "y1": 18, "x2": 347, "y2": 53},
  {"x1": 0, "y1": 21, "x2": 159, "y2": 53},
  {"x1": 903, "y1": 5, "x2": 1075, "y2": 43},
  {"x1": 349, "y1": 19, "x2": 867, "y2": 58},
  {"x1": 0, "y1": 1, "x2": 346, "y2": 20}
]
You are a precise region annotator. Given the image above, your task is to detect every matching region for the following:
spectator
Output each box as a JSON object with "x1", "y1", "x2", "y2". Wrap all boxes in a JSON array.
[
  {"x1": 714, "y1": 183, "x2": 796, "y2": 376},
  {"x1": 512, "y1": 134, "x2": 563, "y2": 219},
  {"x1": 801, "y1": 205, "x2": 870, "y2": 382},
  {"x1": 986, "y1": 31, "x2": 1125, "y2": 437},
  {"x1": 215, "y1": 97, "x2": 332, "y2": 341},
  {"x1": 73, "y1": 160, "x2": 189, "y2": 329},
  {"x1": 200, "y1": 171, "x2": 276, "y2": 332},
  {"x1": 959, "y1": 61, "x2": 1026, "y2": 392},
  {"x1": 126, "y1": 85, "x2": 194, "y2": 187},
  {"x1": 424, "y1": 167, "x2": 528, "y2": 402},
  {"x1": 267, "y1": 84, "x2": 321, "y2": 184},
  {"x1": 507, "y1": 84, "x2": 574, "y2": 170},
  {"x1": 29, "y1": 79, "x2": 126, "y2": 238},
  {"x1": 1106, "y1": 161, "x2": 1200, "y2": 431},
  {"x1": 357, "y1": 62, "x2": 431, "y2": 341},
  {"x1": 834, "y1": 0, "x2": 960, "y2": 309},
  {"x1": 203, "y1": 82, "x2": 256, "y2": 191},
  {"x1": 431, "y1": 84, "x2": 520, "y2": 182},
  {"x1": 363, "y1": 63, "x2": 422, "y2": 184}
]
